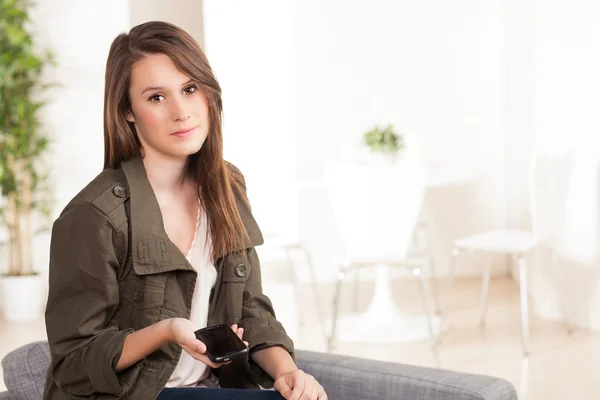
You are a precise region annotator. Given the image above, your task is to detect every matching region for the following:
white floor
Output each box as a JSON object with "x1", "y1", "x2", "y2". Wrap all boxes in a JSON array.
[{"x1": 1, "y1": 277, "x2": 599, "y2": 399}]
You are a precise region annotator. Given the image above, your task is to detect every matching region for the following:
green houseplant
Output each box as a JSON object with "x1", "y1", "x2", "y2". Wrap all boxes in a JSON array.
[
  {"x1": 363, "y1": 124, "x2": 404, "y2": 161},
  {"x1": 0, "y1": 0, "x2": 55, "y2": 321}
]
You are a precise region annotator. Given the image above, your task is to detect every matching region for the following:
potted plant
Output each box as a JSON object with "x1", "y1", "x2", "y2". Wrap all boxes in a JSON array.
[
  {"x1": 363, "y1": 124, "x2": 404, "y2": 164},
  {"x1": 0, "y1": 0, "x2": 55, "y2": 322}
]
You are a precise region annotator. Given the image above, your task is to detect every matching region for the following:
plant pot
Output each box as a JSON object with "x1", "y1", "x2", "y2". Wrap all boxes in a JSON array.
[
  {"x1": 0, "y1": 274, "x2": 45, "y2": 322},
  {"x1": 371, "y1": 151, "x2": 399, "y2": 165}
]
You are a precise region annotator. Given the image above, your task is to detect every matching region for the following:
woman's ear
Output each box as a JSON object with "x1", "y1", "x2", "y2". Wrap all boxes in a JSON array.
[{"x1": 126, "y1": 110, "x2": 136, "y2": 123}]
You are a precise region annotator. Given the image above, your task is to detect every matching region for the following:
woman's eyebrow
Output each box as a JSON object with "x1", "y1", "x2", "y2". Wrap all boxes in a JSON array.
[{"x1": 141, "y1": 78, "x2": 194, "y2": 95}]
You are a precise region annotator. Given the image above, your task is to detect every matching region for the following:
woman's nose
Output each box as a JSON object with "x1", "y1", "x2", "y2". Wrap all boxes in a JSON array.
[{"x1": 170, "y1": 99, "x2": 190, "y2": 122}]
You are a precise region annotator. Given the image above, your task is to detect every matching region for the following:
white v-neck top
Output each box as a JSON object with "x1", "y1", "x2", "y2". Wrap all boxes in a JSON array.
[{"x1": 165, "y1": 206, "x2": 219, "y2": 388}]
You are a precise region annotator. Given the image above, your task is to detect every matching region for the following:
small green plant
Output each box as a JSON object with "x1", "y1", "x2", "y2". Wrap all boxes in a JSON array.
[
  {"x1": 363, "y1": 124, "x2": 404, "y2": 154},
  {"x1": 0, "y1": 0, "x2": 56, "y2": 276}
]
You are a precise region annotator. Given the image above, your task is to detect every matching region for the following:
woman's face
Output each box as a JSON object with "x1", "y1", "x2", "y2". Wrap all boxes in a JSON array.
[{"x1": 126, "y1": 53, "x2": 210, "y2": 162}]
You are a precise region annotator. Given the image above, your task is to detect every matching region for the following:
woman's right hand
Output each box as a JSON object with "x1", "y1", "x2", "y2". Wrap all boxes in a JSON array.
[{"x1": 167, "y1": 318, "x2": 247, "y2": 369}]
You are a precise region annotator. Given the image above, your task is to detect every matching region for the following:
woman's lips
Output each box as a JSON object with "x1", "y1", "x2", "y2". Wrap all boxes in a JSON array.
[{"x1": 171, "y1": 126, "x2": 196, "y2": 137}]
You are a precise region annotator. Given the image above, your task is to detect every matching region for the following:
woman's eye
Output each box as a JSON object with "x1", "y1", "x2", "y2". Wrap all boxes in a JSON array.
[
  {"x1": 184, "y1": 85, "x2": 197, "y2": 95},
  {"x1": 149, "y1": 94, "x2": 164, "y2": 103}
]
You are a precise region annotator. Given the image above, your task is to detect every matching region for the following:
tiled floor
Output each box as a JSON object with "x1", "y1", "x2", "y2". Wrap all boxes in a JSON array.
[
  {"x1": 314, "y1": 277, "x2": 600, "y2": 400},
  {"x1": 1, "y1": 277, "x2": 599, "y2": 399}
]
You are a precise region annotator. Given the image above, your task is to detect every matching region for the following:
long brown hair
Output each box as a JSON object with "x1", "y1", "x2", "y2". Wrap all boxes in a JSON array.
[{"x1": 103, "y1": 21, "x2": 248, "y2": 259}]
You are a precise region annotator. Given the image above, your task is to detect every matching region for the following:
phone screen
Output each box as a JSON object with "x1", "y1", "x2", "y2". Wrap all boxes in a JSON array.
[{"x1": 194, "y1": 324, "x2": 247, "y2": 361}]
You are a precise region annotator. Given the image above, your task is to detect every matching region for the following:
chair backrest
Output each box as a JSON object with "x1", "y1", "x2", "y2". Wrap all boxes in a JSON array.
[
  {"x1": 324, "y1": 159, "x2": 426, "y2": 263},
  {"x1": 529, "y1": 150, "x2": 576, "y2": 246}
]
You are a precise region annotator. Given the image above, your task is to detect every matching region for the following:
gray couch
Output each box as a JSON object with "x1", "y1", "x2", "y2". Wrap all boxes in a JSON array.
[{"x1": 1, "y1": 341, "x2": 518, "y2": 400}]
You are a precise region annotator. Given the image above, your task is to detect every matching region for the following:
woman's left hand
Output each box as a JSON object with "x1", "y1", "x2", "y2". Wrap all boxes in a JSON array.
[{"x1": 274, "y1": 368, "x2": 327, "y2": 400}]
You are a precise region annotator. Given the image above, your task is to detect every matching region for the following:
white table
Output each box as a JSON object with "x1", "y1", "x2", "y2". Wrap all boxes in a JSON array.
[{"x1": 327, "y1": 161, "x2": 484, "y2": 345}]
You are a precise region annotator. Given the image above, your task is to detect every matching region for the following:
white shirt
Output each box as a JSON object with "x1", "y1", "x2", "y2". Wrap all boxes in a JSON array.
[{"x1": 165, "y1": 206, "x2": 218, "y2": 388}]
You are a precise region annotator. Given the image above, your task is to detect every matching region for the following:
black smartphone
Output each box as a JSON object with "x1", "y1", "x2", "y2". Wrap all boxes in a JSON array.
[{"x1": 194, "y1": 324, "x2": 249, "y2": 363}]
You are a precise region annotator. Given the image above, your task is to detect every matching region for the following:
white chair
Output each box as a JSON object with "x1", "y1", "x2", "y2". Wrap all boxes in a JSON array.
[
  {"x1": 324, "y1": 160, "x2": 439, "y2": 365},
  {"x1": 447, "y1": 150, "x2": 576, "y2": 356}
]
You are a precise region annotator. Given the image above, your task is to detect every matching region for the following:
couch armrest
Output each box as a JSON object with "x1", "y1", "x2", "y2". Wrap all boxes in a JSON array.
[
  {"x1": 0, "y1": 391, "x2": 11, "y2": 400},
  {"x1": 295, "y1": 350, "x2": 518, "y2": 400},
  {"x1": 2, "y1": 341, "x2": 49, "y2": 400}
]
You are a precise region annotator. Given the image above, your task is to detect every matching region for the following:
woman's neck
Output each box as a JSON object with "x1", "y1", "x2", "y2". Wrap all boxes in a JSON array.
[{"x1": 142, "y1": 152, "x2": 190, "y2": 194}]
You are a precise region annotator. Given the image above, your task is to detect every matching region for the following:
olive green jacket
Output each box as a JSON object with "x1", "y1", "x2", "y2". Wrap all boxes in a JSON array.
[{"x1": 43, "y1": 156, "x2": 294, "y2": 400}]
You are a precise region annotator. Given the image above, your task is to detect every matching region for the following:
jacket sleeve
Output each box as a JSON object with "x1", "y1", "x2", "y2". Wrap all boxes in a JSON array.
[
  {"x1": 45, "y1": 202, "x2": 134, "y2": 396},
  {"x1": 239, "y1": 247, "x2": 295, "y2": 389}
]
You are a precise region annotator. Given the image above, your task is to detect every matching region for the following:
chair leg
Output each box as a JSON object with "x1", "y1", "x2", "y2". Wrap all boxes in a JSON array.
[
  {"x1": 550, "y1": 249, "x2": 573, "y2": 334},
  {"x1": 517, "y1": 254, "x2": 530, "y2": 357},
  {"x1": 416, "y1": 218, "x2": 441, "y2": 315},
  {"x1": 299, "y1": 245, "x2": 327, "y2": 338},
  {"x1": 327, "y1": 264, "x2": 346, "y2": 352},
  {"x1": 353, "y1": 268, "x2": 360, "y2": 312},
  {"x1": 283, "y1": 247, "x2": 304, "y2": 333},
  {"x1": 428, "y1": 253, "x2": 442, "y2": 316},
  {"x1": 479, "y1": 256, "x2": 492, "y2": 328},
  {"x1": 415, "y1": 266, "x2": 441, "y2": 367},
  {"x1": 445, "y1": 247, "x2": 460, "y2": 317}
]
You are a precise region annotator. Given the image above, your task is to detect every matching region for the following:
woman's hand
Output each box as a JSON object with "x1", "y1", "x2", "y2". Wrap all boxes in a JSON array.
[
  {"x1": 274, "y1": 368, "x2": 328, "y2": 400},
  {"x1": 168, "y1": 318, "x2": 247, "y2": 369}
]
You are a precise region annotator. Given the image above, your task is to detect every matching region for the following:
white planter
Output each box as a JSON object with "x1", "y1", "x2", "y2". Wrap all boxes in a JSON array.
[
  {"x1": 0, "y1": 274, "x2": 45, "y2": 322},
  {"x1": 371, "y1": 151, "x2": 400, "y2": 165}
]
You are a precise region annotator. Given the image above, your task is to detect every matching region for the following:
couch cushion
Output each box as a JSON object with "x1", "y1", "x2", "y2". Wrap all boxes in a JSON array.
[
  {"x1": 1, "y1": 342, "x2": 50, "y2": 400},
  {"x1": 296, "y1": 350, "x2": 518, "y2": 400}
]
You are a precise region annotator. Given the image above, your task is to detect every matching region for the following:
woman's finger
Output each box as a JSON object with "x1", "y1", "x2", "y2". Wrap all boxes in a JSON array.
[
  {"x1": 288, "y1": 372, "x2": 305, "y2": 400},
  {"x1": 181, "y1": 344, "x2": 226, "y2": 369},
  {"x1": 195, "y1": 339, "x2": 206, "y2": 353},
  {"x1": 304, "y1": 375, "x2": 316, "y2": 400},
  {"x1": 181, "y1": 338, "x2": 206, "y2": 353},
  {"x1": 317, "y1": 385, "x2": 328, "y2": 400},
  {"x1": 180, "y1": 344, "x2": 200, "y2": 359}
]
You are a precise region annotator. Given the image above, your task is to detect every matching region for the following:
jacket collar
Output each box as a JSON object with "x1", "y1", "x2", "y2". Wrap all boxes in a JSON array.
[{"x1": 120, "y1": 156, "x2": 263, "y2": 275}]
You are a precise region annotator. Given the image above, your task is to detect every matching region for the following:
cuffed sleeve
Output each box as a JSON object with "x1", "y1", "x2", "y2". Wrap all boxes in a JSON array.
[
  {"x1": 88, "y1": 328, "x2": 133, "y2": 393},
  {"x1": 239, "y1": 247, "x2": 295, "y2": 389},
  {"x1": 45, "y1": 202, "x2": 134, "y2": 396}
]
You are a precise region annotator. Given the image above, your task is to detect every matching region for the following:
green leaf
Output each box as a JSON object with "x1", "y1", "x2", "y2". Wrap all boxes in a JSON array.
[{"x1": 363, "y1": 123, "x2": 404, "y2": 154}]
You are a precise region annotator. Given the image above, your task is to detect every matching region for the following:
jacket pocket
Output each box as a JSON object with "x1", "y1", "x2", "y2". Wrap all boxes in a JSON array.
[
  {"x1": 221, "y1": 255, "x2": 252, "y2": 322},
  {"x1": 118, "y1": 275, "x2": 166, "y2": 329}
]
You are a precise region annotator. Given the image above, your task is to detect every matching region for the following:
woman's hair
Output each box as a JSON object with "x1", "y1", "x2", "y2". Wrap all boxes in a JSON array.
[{"x1": 103, "y1": 21, "x2": 248, "y2": 259}]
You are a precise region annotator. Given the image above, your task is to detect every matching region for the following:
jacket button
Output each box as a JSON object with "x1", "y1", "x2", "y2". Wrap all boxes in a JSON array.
[
  {"x1": 113, "y1": 184, "x2": 127, "y2": 198},
  {"x1": 132, "y1": 291, "x2": 143, "y2": 303},
  {"x1": 235, "y1": 264, "x2": 248, "y2": 277}
]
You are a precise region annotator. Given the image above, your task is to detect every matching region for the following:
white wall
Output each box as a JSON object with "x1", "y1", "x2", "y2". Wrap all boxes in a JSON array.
[
  {"x1": 504, "y1": 0, "x2": 536, "y2": 233},
  {"x1": 202, "y1": 0, "x2": 298, "y2": 239},
  {"x1": 130, "y1": 0, "x2": 204, "y2": 47},
  {"x1": 533, "y1": 0, "x2": 600, "y2": 156},
  {"x1": 294, "y1": 0, "x2": 505, "y2": 172}
]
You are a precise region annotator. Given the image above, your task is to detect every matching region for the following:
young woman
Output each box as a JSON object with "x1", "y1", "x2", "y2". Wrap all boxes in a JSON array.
[{"x1": 43, "y1": 21, "x2": 327, "y2": 400}]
